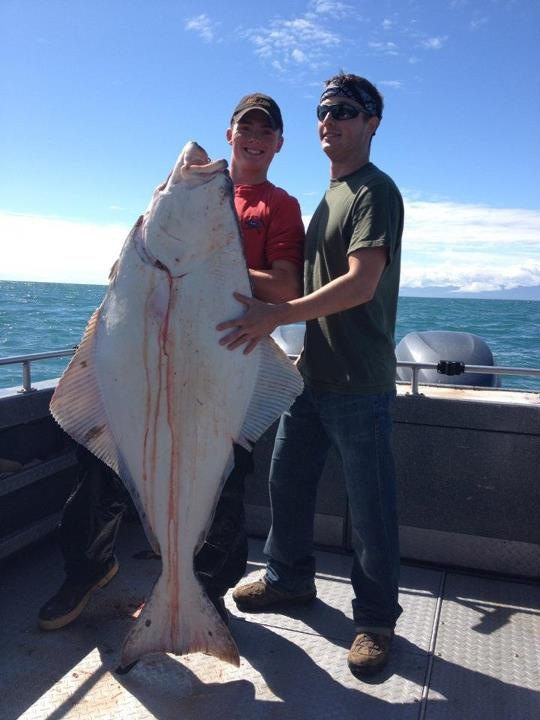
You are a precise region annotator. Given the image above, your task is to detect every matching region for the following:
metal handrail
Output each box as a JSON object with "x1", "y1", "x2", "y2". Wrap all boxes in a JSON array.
[
  {"x1": 396, "y1": 360, "x2": 540, "y2": 396},
  {"x1": 0, "y1": 349, "x2": 76, "y2": 393},
  {"x1": 1, "y1": 348, "x2": 539, "y2": 395},
  {"x1": 0, "y1": 349, "x2": 77, "y2": 366}
]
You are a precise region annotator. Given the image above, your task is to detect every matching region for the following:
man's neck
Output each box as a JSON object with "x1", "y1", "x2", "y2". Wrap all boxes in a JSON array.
[
  {"x1": 329, "y1": 156, "x2": 370, "y2": 180},
  {"x1": 328, "y1": 146, "x2": 371, "y2": 180},
  {"x1": 230, "y1": 162, "x2": 268, "y2": 186}
]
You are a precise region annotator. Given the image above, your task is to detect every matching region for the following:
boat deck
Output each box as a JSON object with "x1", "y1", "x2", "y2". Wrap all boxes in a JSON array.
[{"x1": 2, "y1": 522, "x2": 539, "y2": 720}]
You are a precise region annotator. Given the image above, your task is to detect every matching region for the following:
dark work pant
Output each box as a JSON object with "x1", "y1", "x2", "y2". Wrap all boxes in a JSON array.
[
  {"x1": 58, "y1": 444, "x2": 253, "y2": 596},
  {"x1": 193, "y1": 444, "x2": 253, "y2": 597},
  {"x1": 60, "y1": 445, "x2": 128, "y2": 584}
]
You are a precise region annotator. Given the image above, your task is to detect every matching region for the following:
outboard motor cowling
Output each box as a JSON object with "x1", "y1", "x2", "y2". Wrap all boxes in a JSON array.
[
  {"x1": 272, "y1": 323, "x2": 305, "y2": 357},
  {"x1": 396, "y1": 331, "x2": 500, "y2": 387}
]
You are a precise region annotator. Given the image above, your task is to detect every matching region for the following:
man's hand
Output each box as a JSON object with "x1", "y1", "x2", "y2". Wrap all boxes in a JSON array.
[{"x1": 217, "y1": 293, "x2": 283, "y2": 354}]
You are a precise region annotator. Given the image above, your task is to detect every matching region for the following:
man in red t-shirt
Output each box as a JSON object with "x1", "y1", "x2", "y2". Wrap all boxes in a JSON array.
[
  {"x1": 193, "y1": 93, "x2": 305, "y2": 615},
  {"x1": 228, "y1": 93, "x2": 304, "y2": 304},
  {"x1": 38, "y1": 93, "x2": 305, "y2": 631}
]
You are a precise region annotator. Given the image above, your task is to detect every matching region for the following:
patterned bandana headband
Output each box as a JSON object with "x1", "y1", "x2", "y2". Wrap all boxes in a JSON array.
[{"x1": 320, "y1": 83, "x2": 379, "y2": 118}]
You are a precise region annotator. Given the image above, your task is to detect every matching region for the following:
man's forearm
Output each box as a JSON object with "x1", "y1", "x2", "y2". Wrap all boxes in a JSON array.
[
  {"x1": 249, "y1": 267, "x2": 302, "y2": 304},
  {"x1": 273, "y1": 271, "x2": 375, "y2": 325},
  {"x1": 217, "y1": 248, "x2": 387, "y2": 353},
  {"x1": 273, "y1": 247, "x2": 386, "y2": 325}
]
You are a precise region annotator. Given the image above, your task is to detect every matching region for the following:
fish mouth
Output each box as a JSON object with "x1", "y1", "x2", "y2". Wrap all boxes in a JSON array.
[
  {"x1": 181, "y1": 142, "x2": 227, "y2": 177},
  {"x1": 167, "y1": 142, "x2": 228, "y2": 187},
  {"x1": 183, "y1": 141, "x2": 211, "y2": 165},
  {"x1": 176, "y1": 158, "x2": 229, "y2": 191},
  {"x1": 183, "y1": 158, "x2": 228, "y2": 176}
]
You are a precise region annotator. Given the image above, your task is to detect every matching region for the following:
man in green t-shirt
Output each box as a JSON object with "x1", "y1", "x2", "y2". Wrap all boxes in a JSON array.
[{"x1": 218, "y1": 72, "x2": 404, "y2": 678}]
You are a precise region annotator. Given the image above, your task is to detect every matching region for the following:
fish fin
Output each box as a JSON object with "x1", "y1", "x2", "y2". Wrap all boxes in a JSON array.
[
  {"x1": 50, "y1": 308, "x2": 122, "y2": 475},
  {"x1": 237, "y1": 338, "x2": 303, "y2": 448},
  {"x1": 51, "y1": 307, "x2": 161, "y2": 555},
  {"x1": 120, "y1": 576, "x2": 240, "y2": 668}
]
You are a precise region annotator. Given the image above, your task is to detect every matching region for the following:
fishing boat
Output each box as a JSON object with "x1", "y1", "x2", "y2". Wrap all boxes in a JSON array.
[{"x1": 1, "y1": 330, "x2": 538, "y2": 719}]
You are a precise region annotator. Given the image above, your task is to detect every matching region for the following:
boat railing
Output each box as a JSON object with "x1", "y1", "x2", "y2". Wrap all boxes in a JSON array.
[
  {"x1": 396, "y1": 361, "x2": 540, "y2": 395},
  {"x1": 0, "y1": 349, "x2": 77, "y2": 394},
  {"x1": 1, "y1": 348, "x2": 540, "y2": 395}
]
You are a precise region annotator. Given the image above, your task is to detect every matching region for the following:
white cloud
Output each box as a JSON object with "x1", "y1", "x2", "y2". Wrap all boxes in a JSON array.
[
  {"x1": 243, "y1": 12, "x2": 343, "y2": 71},
  {"x1": 368, "y1": 40, "x2": 399, "y2": 55},
  {"x1": 0, "y1": 211, "x2": 128, "y2": 285},
  {"x1": 2, "y1": 201, "x2": 539, "y2": 293},
  {"x1": 401, "y1": 200, "x2": 540, "y2": 291},
  {"x1": 403, "y1": 200, "x2": 540, "y2": 249},
  {"x1": 421, "y1": 36, "x2": 447, "y2": 50},
  {"x1": 185, "y1": 14, "x2": 219, "y2": 43},
  {"x1": 309, "y1": 0, "x2": 353, "y2": 19},
  {"x1": 401, "y1": 259, "x2": 540, "y2": 293},
  {"x1": 292, "y1": 48, "x2": 307, "y2": 63},
  {"x1": 470, "y1": 16, "x2": 488, "y2": 30}
]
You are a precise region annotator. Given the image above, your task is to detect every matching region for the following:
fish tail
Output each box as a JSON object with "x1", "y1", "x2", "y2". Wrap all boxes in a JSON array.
[
  {"x1": 119, "y1": 577, "x2": 240, "y2": 668},
  {"x1": 188, "y1": 591, "x2": 241, "y2": 667}
]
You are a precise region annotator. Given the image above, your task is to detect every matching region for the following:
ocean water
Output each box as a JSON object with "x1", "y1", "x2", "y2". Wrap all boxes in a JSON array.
[{"x1": 0, "y1": 280, "x2": 539, "y2": 391}]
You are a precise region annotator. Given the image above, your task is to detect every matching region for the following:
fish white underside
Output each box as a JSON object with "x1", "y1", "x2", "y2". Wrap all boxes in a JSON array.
[{"x1": 50, "y1": 147, "x2": 303, "y2": 669}]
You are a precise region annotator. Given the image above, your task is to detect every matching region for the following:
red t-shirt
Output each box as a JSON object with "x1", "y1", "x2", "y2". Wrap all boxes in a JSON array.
[{"x1": 234, "y1": 181, "x2": 305, "y2": 270}]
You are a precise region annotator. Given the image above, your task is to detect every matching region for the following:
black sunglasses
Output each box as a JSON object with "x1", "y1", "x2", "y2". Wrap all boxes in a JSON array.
[{"x1": 316, "y1": 103, "x2": 367, "y2": 121}]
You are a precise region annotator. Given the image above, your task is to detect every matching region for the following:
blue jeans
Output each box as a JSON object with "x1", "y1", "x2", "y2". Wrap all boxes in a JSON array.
[{"x1": 264, "y1": 385, "x2": 402, "y2": 632}]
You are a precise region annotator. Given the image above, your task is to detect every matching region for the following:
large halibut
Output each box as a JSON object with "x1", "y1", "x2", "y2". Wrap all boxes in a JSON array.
[{"x1": 50, "y1": 142, "x2": 303, "y2": 668}]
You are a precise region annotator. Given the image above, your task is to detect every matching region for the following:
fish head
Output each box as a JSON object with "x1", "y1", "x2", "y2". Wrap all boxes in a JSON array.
[
  {"x1": 168, "y1": 141, "x2": 222, "y2": 184},
  {"x1": 142, "y1": 142, "x2": 237, "y2": 277}
]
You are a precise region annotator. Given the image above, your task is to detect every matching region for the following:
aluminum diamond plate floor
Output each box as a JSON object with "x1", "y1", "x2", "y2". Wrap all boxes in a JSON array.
[{"x1": 1, "y1": 522, "x2": 539, "y2": 720}]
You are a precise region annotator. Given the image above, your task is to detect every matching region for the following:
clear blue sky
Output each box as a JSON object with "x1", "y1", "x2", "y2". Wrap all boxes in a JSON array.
[{"x1": 1, "y1": 0, "x2": 539, "y2": 294}]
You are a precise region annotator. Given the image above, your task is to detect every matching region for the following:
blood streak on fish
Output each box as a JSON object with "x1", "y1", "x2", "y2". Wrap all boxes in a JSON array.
[{"x1": 50, "y1": 141, "x2": 303, "y2": 671}]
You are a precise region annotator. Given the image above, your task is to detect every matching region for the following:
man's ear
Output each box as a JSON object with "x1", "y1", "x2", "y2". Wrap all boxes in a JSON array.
[
  {"x1": 276, "y1": 134, "x2": 284, "y2": 153},
  {"x1": 226, "y1": 127, "x2": 233, "y2": 145},
  {"x1": 369, "y1": 116, "x2": 380, "y2": 137}
]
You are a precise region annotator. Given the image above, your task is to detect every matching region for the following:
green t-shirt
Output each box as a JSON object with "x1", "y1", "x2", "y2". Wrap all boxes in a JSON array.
[{"x1": 298, "y1": 162, "x2": 404, "y2": 394}]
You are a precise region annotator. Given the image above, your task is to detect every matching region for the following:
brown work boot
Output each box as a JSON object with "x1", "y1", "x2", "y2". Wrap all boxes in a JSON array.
[
  {"x1": 232, "y1": 579, "x2": 316, "y2": 612},
  {"x1": 347, "y1": 631, "x2": 393, "y2": 677}
]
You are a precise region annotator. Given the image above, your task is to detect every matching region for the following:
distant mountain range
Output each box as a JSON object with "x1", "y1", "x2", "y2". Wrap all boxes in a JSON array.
[{"x1": 399, "y1": 285, "x2": 540, "y2": 301}]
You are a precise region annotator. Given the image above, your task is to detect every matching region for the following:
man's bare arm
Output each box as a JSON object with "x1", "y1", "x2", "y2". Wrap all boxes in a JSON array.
[
  {"x1": 219, "y1": 246, "x2": 388, "y2": 353},
  {"x1": 249, "y1": 259, "x2": 302, "y2": 303}
]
